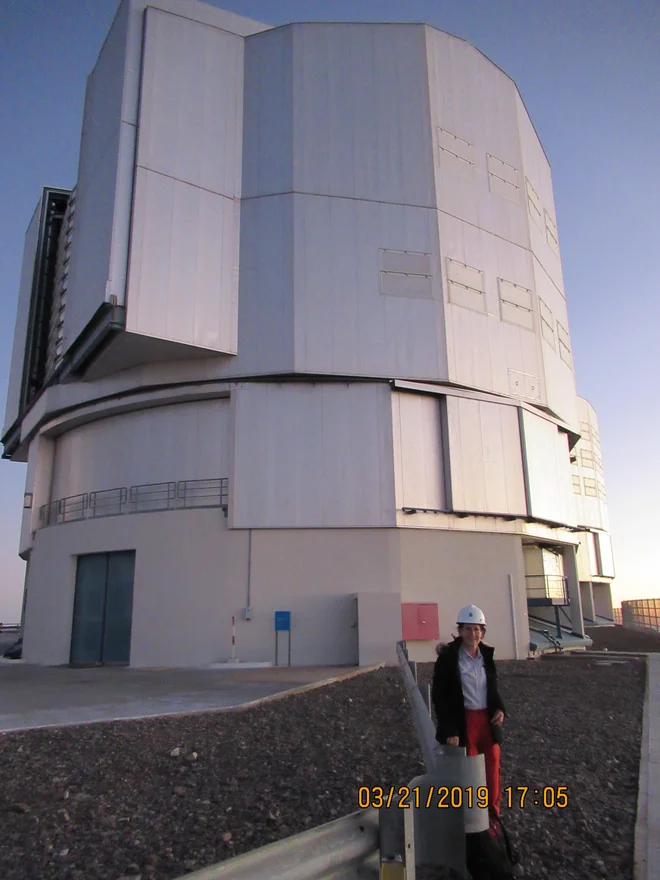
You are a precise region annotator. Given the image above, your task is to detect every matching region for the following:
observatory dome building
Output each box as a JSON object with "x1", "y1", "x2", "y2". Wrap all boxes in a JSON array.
[{"x1": 3, "y1": 0, "x2": 615, "y2": 666}]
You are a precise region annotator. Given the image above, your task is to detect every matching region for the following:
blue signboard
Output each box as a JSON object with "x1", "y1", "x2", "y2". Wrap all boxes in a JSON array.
[{"x1": 274, "y1": 611, "x2": 291, "y2": 632}]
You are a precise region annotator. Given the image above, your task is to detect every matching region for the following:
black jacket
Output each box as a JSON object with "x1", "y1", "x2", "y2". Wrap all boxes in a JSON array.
[{"x1": 431, "y1": 638, "x2": 506, "y2": 747}]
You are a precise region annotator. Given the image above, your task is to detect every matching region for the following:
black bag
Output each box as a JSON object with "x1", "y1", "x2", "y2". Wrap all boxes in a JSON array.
[{"x1": 465, "y1": 810, "x2": 518, "y2": 880}]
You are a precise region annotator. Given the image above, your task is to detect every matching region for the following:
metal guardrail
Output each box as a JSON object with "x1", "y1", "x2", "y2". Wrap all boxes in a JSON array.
[
  {"x1": 0, "y1": 623, "x2": 20, "y2": 633},
  {"x1": 175, "y1": 644, "x2": 486, "y2": 879},
  {"x1": 38, "y1": 477, "x2": 228, "y2": 528},
  {"x1": 176, "y1": 809, "x2": 380, "y2": 880},
  {"x1": 525, "y1": 574, "x2": 569, "y2": 605}
]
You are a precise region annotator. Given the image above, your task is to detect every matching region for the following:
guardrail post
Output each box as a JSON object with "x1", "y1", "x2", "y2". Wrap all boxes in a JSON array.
[{"x1": 395, "y1": 640, "x2": 489, "y2": 878}]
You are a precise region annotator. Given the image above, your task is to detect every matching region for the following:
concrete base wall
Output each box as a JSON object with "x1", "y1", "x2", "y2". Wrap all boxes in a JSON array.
[
  {"x1": 398, "y1": 530, "x2": 529, "y2": 662},
  {"x1": 23, "y1": 515, "x2": 532, "y2": 667}
]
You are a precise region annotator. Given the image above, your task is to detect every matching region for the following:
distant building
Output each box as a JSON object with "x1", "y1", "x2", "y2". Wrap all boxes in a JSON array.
[{"x1": 3, "y1": 0, "x2": 615, "y2": 666}]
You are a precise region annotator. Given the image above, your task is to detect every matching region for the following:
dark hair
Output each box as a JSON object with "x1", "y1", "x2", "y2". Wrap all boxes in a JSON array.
[{"x1": 457, "y1": 623, "x2": 486, "y2": 636}]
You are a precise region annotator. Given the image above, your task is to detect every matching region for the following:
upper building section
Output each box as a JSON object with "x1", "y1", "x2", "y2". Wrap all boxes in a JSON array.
[{"x1": 4, "y1": 2, "x2": 581, "y2": 456}]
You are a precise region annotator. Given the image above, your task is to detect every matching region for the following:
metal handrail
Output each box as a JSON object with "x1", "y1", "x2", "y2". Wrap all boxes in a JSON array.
[
  {"x1": 525, "y1": 574, "x2": 569, "y2": 604},
  {"x1": 37, "y1": 477, "x2": 229, "y2": 528}
]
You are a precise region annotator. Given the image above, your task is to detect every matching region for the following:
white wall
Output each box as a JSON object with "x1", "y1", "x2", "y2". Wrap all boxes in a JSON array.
[
  {"x1": 292, "y1": 195, "x2": 446, "y2": 379},
  {"x1": 50, "y1": 399, "x2": 231, "y2": 500},
  {"x1": 399, "y1": 529, "x2": 529, "y2": 661},
  {"x1": 231, "y1": 383, "x2": 396, "y2": 529}
]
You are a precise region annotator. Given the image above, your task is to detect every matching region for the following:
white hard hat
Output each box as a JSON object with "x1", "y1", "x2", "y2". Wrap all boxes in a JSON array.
[{"x1": 456, "y1": 605, "x2": 486, "y2": 625}]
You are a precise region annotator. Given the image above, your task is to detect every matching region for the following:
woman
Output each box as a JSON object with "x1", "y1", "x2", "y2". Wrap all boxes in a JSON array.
[{"x1": 431, "y1": 604, "x2": 506, "y2": 815}]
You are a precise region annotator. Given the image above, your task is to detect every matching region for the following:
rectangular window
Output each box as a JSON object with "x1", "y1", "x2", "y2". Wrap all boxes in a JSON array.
[{"x1": 572, "y1": 475, "x2": 581, "y2": 494}]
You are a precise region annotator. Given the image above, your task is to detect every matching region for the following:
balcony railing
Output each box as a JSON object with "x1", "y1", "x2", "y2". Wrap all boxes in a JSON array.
[
  {"x1": 525, "y1": 574, "x2": 569, "y2": 606},
  {"x1": 38, "y1": 478, "x2": 228, "y2": 528}
]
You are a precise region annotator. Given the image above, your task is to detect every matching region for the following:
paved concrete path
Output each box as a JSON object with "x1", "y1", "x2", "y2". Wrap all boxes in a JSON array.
[
  {"x1": 635, "y1": 653, "x2": 660, "y2": 880},
  {"x1": 0, "y1": 664, "x2": 365, "y2": 732}
]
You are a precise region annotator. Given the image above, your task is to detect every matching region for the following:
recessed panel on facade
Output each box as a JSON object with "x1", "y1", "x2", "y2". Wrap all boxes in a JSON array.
[
  {"x1": 447, "y1": 258, "x2": 486, "y2": 313},
  {"x1": 498, "y1": 279, "x2": 533, "y2": 330},
  {"x1": 520, "y1": 409, "x2": 576, "y2": 526},
  {"x1": 446, "y1": 396, "x2": 527, "y2": 516},
  {"x1": 391, "y1": 392, "x2": 445, "y2": 511}
]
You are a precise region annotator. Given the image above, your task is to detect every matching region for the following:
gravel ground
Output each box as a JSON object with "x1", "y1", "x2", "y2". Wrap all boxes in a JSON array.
[
  {"x1": 586, "y1": 624, "x2": 660, "y2": 652},
  {"x1": 0, "y1": 654, "x2": 646, "y2": 880}
]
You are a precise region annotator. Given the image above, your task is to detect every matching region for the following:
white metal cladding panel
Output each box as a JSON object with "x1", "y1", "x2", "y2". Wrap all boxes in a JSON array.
[
  {"x1": 291, "y1": 23, "x2": 434, "y2": 206},
  {"x1": 391, "y1": 392, "x2": 445, "y2": 510},
  {"x1": 425, "y1": 28, "x2": 528, "y2": 249},
  {"x1": 64, "y1": 1, "x2": 136, "y2": 348},
  {"x1": 439, "y1": 213, "x2": 541, "y2": 398},
  {"x1": 533, "y1": 261, "x2": 579, "y2": 428},
  {"x1": 125, "y1": 168, "x2": 239, "y2": 352},
  {"x1": 596, "y1": 532, "x2": 615, "y2": 578},
  {"x1": 446, "y1": 396, "x2": 527, "y2": 515},
  {"x1": 137, "y1": 8, "x2": 244, "y2": 199},
  {"x1": 242, "y1": 27, "x2": 294, "y2": 198},
  {"x1": 66, "y1": 122, "x2": 136, "y2": 344},
  {"x1": 514, "y1": 92, "x2": 565, "y2": 295},
  {"x1": 235, "y1": 196, "x2": 295, "y2": 374},
  {"x1": 231, "y1": 384, "x2": 396, "y2": 529},
  {"x1": 4, "y1": 202, "x2": 41, "y2": 435},
  {"x1": 292, "y1": 195, "x2": 446, "y2": 380},
  {"x1": 521, "y1": 410, "x2": 576, "y2": 526},
  {"x1": 50, "y1": 400, "x2": 231, "y2": 500}
]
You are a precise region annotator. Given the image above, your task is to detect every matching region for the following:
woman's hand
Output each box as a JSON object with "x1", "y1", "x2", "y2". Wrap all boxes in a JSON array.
[
  {"x1": 491, "y1": 710, "x2": 505, "y2": 727},
  {"x1": 446, "y1": 736, "x2": 459, "y2": 746}
]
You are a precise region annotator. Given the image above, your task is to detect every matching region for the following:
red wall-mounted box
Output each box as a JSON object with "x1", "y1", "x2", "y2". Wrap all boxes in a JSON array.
[{"x1": 401, "y1": 603, "x2": 439, "y2": 641}]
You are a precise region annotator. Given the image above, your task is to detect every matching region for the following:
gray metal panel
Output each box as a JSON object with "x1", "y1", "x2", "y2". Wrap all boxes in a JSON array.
[
  {"x1": 125, "y1": 168, "x2": 239, "y2": 352},
  {"x1": 291, "y1": 23, "x2": 434, "y2": 207},
  {"x1": 231, "y1": 384, "x2": 396, "y2": 529},
  {"x1": 521, "y1": 409, "x2": 576, "y2": 526},
  {"x1": 595, "y1": 532, "x2": 615, "y2": 578},
  {"x1": 242, "y1": 27, "x2": 294, "y2": 198},
  {"x1": 236, "y1": 195, "x2": 295, "y2": 374},
  {"x1": 426, "y1": 28, "x2": 528, "y2": 249},
  {"x1": 63, "y1": 1, "x2": 133, "y2": 350},
  {"x1": 392, "y1": 392, "x2": 445, "y2": 510},
  {"x1": 292, "y1": 194, "x2": 445, "y2": 380},
  {"x1": 446, "y1": 396, "x2": 526, "y2": 515},
  {"x1": 136, "y1": 7, "x2": 244, "y2": 200},
  {"x1": 3, "y1": 201, "x2": 41, "y2": 436},
  {"x1": 50, "y1": 400, "x2": 231, "y2": 501}
]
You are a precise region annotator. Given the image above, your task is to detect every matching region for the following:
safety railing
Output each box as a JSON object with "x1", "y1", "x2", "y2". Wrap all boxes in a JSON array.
[
  {"x1": 621, "y1": 598, "x2": 660, "y2": 633},
  {"x1": 525, "y1": 574, "x2": 569, "y2": 606},
  {"x1": 38, "y1": 478, "x2": 228, "y2": 528}
]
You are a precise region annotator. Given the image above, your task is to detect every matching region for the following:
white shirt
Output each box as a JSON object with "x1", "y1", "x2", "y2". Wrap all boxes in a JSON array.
[{"x1": 458, "y1": 645, "x2": 488, "y2": 709}]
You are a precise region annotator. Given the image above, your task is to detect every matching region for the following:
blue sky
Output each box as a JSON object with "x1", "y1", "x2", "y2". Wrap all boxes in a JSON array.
[{"x1": 0, "y1": 0, "x2": 658, "y2": 620}]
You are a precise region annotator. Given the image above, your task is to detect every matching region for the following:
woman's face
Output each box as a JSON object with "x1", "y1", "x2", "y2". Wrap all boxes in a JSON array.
[{"x1": 460, "y1": 623, "x2": 483, "y2": 651}]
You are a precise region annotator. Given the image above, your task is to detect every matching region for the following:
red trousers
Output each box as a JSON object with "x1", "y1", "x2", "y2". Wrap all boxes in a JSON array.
[{"x1": 465, "y1": 709, "x2": 501, "y2": 816}]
